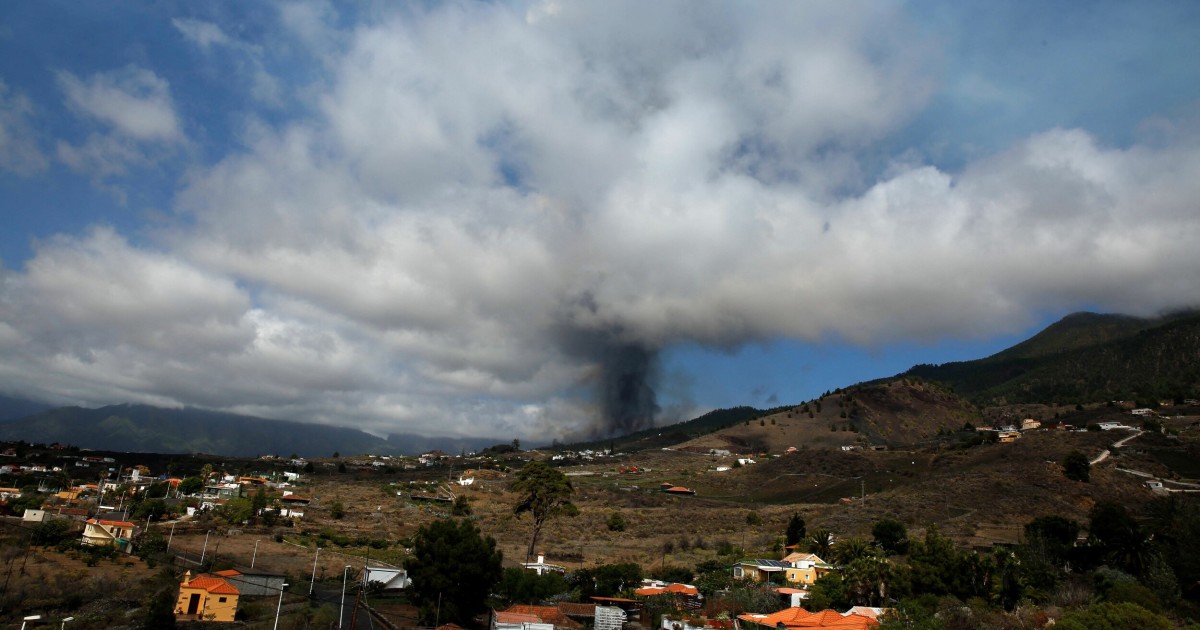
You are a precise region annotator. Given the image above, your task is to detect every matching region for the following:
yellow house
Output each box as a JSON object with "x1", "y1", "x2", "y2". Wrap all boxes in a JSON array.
[
  {"x1": 176, "y1": 570, "x2": 240, "y2": 622},
  {"x1": 781, "y1": 552, "x2": 834, "y2": 585}
]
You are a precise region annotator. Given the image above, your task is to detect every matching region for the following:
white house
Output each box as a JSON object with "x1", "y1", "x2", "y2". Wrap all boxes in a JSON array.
[
  {"x1": 522, "y1": 553, "x2": 567, "y2": 575},
  {"x1": 362, "y1": 567, "x2": 410, "y2": 591}
]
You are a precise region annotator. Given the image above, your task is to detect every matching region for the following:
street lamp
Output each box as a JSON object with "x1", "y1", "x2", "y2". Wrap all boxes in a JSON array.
[
  {"x1": 21, "y1": 615, "x2": 41, "y2": 630},
  {"x1": 167, "y1": 520, "x2": 176, "y2": 551},
  {"x1": 309, "y1": 547, "x2": 321, "y2": 595},
  {"x1": 340, "y1": 565, "x2": 353, "y2": 629},
  {"x1": 273, "y1": 583, "x2": 289, "y2": 630},
  {"x1": 200, "y1": 530, "x2": 212, "y2": 565},
  {"x1": 61, "y1": 617, "x2": 75, "y2": 629}
]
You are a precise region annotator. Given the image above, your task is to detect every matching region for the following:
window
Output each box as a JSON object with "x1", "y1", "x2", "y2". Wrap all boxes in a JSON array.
[
  {"x1": 733, "y1": 566, "x2": 743, "y2": 578},
  {"x1": 219, "y1": 597, "x2": 227, "y2": 603}
]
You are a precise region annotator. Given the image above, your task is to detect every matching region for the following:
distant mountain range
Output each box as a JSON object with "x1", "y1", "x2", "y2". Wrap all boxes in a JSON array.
[
  {"x1": 1, "y1": 310, "x2": 1196, "y2": 456},
  {"x1": 0, "y1": 403, "x2": 501, "y2": 458}
]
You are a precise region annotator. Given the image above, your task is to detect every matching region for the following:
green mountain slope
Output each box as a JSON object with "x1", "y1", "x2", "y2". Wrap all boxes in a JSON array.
[{"x1": 902, "y1": 311, "x2": 1200, "y2": 406}]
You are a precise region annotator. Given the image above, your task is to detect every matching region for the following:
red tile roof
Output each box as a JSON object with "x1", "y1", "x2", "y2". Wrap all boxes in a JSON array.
[
  {"x1": 501, "y1": 605, "x2": 582, "y2": 628},
  {"x1": 87, "y1": 518, "x2": 135, "y2": 527},
  {"x1": 185, "y1": 575, "x2": 240, "y2": 596},
  {"x1": 634, "y1": 583, "x2": 700, "y2": 597},
  {"x1": 738, "y1": 607, "x2": 877, "y2": 629},
  {"x1": 494, "y1": 611, "x2": 543, "y2": 624},
  {"x1": 555, "y1": 602, "x2": 596, "y2": 617}
]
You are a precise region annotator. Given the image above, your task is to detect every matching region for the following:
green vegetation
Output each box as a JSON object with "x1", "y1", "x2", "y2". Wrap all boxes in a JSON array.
[
  {"x1": 902, "y1": 311, "x2": 1200, "y2": 406},
  {"x1": 406, "y1": 517, "x2": 503, "y2": 625},
  {"x1": 511, "y1": 460, "x2": 579, "y2": 559},
  {"x1": 1063, "y1": 450, "x2": 1091, "y2": 482}
]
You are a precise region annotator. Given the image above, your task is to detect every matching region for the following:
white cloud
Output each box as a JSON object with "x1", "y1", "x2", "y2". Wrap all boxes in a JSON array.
[
  {"x1": 3, "y1": 2, "x2": 1200, "y2": 440},
  {"x1": 0, "y1": 80, "x2": 48, "y2": 176},
  {"x1": 57, "y1": 66, "x2": 183, "y2": 142},
  {"x1": 171, "y1": 18, "x2": 232, "y2": 49}
]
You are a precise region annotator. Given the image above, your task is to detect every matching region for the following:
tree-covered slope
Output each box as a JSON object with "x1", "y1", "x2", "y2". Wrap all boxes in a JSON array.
[{"x1": 902, "y1": 311, "x2": 1200, "y2": 406}]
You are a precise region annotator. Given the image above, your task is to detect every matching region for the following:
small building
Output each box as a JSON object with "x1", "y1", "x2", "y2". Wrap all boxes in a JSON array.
[
  {"x1": 213, "y1": 568, "x2": 285, "y2": 597},
  {"x1": 633, "y1": 581, "x2": 702, "y2": 611},
  {"x1": 733, "y1": 559, "x2": 789, "y2": 583},
  {"x1": 781, "y1": 552, "x2": 834, "y2": 586},
  {"x1": 362, "y1": 566, "x2": 411, "y2": 591},
  {"x1": 522, "y1": 553, "x2": 567, "y2": 576},
  {"x1": 176, "y1": 570, "x2": 240, "y2": 622},
  {"x1": 82, "y1": 518, "x2": 135, "y2": 552},
  {"x1": 493, "y1": 605, "x2": 581, "y2": 630}
]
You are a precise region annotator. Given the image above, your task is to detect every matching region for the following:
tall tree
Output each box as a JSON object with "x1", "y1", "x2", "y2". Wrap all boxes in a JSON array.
[
  {"x1": 872, "y1": 518, "x2": 909, "y2": 556},
  {"x1": 785, "y1": 513, "x2": 807, "y2": 547},
  {"x1": 407, "y1": 518, "x2": 503, "y2": 625},
  {"x1": 511, "y1": 461, "x2": 578, "y2": 560}
]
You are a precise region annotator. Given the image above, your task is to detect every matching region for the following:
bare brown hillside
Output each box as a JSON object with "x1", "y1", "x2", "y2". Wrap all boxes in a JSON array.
[{"x1": 675, "y1": 379, "x2": 982, "y2": 454}]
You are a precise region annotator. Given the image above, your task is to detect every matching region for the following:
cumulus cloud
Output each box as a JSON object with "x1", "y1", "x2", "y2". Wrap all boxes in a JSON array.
[
  {"x1": 3, "y1": 1, "x2": 1199, "y2": 440},
  {"x1": 57, "y1": 66, "x2": 183, "y2": 142},
  {"x1": 54, "y1": 66, "x2": 184, "y2": 187}
]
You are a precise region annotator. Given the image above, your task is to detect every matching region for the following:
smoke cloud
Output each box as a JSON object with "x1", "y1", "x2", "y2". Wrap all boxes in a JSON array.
[{"x1": 2, "y1": 2, "x2": 1200, "y2": 440}]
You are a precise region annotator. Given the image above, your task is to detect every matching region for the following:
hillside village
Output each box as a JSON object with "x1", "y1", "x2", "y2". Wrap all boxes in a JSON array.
[{"x1": 0, "y1": 394, "x2": 1198, "y2": 629}]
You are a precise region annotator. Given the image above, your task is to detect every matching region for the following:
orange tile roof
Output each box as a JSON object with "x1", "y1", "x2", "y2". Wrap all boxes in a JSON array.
[
  {"x1": 494, "y1": 611, "x2": 543, "y2": 624},
  {"x1": 214, "y1": 569, "x2": 243, "y2": 577},
  {"x1": 501, "y1": 604, "x2": 582, "y2": 628},
  {"x1": 186, "y1": 575, "x2": 240, "y2": 596},
  {"x1": 87, "y1": 518, "x2": 135, "y2": 527},
  {"x1": 634, "y1": 583, "x2": 700, "y2": 597},
  {"x1": 556, "y1": 602, "x2": 596, "y2": 617},
  {"x1": 738, "y1": 607, "x2": 877, "y2": 629}
]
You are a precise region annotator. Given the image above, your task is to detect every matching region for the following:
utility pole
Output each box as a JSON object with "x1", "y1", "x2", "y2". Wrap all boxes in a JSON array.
[{"x1": 309, "y1": 547, "x2": 321, "y2": 595}]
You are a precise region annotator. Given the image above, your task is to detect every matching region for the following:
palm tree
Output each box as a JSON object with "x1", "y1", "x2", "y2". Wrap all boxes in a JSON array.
[
  {"x1": 807, "y1": 530, "x2": 835, "y2": 557},
  {"x1": 833, "y1": 536, "x2": 873, "y2": 566}
]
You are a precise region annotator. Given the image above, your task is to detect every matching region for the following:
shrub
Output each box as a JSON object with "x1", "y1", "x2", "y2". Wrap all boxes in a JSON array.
[
  {"x1": 1062, "y1": 451, "x2": 1090, "y2": 482},
  {"x1": 607, "y1": 512, "x2": 627, "y2": 532}
]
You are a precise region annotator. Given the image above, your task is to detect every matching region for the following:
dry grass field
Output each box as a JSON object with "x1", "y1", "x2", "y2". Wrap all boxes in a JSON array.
[
  {"x1": 3, "y1": 405, "x2": 1194, "y2": 628},
  {"x1": 165, "y1": 422, "x2": 1159, "y2": 582}
]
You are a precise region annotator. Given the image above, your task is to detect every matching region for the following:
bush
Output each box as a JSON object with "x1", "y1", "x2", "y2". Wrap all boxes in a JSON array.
[
  {"x1": 607, "y1": 512, "x2": 627, "y2": 532},
  {"x1": 1062, "y1": 451, "x2": 1090, "y2": 482}
]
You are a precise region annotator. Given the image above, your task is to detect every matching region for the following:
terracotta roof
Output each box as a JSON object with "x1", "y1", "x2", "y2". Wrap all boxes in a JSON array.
[
  {"x1": 435, "y1": 624, "x2": 464, "y2": 630},
  {"x1": 494, "y1": 611, "x2": 543, "y2": 624},
  {"x1": 556, "y1": 602, "x2": 596, "y2": 617},
  {"x1": 87, "y1": 518, "x2": 135, "y2": 527},
  {"x1": 634, "y1": 583, "x2": 700, "y2": 597},
  {"x1": 501, "y1": 605, "x2": 582, "y2": 628},
  {"x1": 185, "y1": 575, "x2": 240, "y2": 596},
  {"x1": 738, "y1": 607, "x2": 877, "y2": 629},
  {"x1": 214, "y1": 569, "x2": 243, "y2": 577}
]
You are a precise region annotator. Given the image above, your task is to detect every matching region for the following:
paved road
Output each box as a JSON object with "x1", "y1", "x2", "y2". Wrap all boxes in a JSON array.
[{"x1": 1090, "y1": 429, "x2": 1143, "y2": 465}]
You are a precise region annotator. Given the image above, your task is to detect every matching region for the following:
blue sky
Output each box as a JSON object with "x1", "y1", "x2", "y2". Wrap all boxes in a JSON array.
[{"x1": 1, "y1": 1, "x2": 1199, "y2": 440}]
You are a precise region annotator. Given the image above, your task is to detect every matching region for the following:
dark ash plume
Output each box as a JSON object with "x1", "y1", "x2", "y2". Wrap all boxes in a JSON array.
[
  {"x1": 554, "y1": 295, "x2": 661, "y2": 436},
  {"x1": 596, "y1": 341, "x2": 660, "y2": 436}
]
